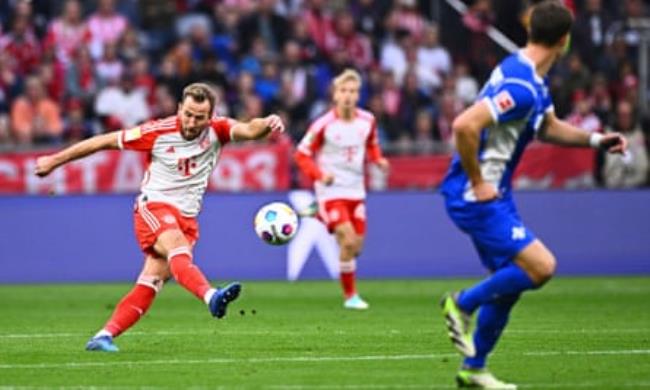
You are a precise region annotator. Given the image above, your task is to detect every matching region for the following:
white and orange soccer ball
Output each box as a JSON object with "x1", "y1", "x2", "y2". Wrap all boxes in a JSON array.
[{"x1": 254, "y1": 202, "x2": 299, "y2": 245}]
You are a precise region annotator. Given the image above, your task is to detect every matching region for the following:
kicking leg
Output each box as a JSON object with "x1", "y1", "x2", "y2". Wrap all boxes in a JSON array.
[
  {"x1": 154, "y1": 229, "x2": 241, "y2": 318},
  {"x1": 86, "y1": 255, "x2": 169, "y2": 352}
]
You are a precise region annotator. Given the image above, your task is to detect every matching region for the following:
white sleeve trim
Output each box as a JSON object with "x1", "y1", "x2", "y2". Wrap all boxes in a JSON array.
[
  {"x1": 482, "y1": 97, "x2": 499, "y2": 123},
  {"x1": 297, "y1": 144, "x2": 313, "y2": 156}
]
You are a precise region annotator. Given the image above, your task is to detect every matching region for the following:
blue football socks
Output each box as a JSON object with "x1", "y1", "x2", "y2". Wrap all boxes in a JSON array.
[
  {"x1": 457, "y1": 263, "x2": 535, "y2": 314},
  {"x1": 463, "y1": 294, "x2": 520, "y2": 369}
]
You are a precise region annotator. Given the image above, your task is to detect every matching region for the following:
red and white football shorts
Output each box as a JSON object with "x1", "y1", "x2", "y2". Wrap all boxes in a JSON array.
[
  {"x1": 319, "y1": 199, "x2": 366, "y2": 235},
  {"x1": 134, "y1": 201, "x2": 199, "y2": 255}
]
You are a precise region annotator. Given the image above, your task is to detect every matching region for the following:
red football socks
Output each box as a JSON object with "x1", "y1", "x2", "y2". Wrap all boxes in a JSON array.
[
  {"x1": 168, "y1": 247, "x2": 212, "y2": 301},
  {"x1": 104, "y1": 284, "x2": 156, "y2": 337},
  {"x1": 340, "y1": 260, "x2": 357, "y2": 298}
]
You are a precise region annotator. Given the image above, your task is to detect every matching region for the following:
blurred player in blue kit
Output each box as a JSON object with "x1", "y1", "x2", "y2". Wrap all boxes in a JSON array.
[{"x1": 439, "y1": 1, "x2": 628, "y2": 388}]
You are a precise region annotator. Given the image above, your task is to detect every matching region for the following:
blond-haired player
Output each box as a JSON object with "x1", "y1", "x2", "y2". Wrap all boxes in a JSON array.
[
  {"x1": 35, "y1": 83, "x2": 285, "y2": 351},
  {"x1": 294, "y1": 69, "x2": 389, "y2": 310}
]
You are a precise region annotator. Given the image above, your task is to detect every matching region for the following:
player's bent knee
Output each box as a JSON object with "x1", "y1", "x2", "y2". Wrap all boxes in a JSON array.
[
  {"x1": 353, "y1": 237, "x2": 364, "y2": 254},
  {"x1": 137, "y1": 275, "x2": 165, "y2": 293},
  {"x1": 538, "y1": 254, "x2": 557, "y2": 282},
  {"x1": 341, "y1": 240, "x2": 357, "y2": 256},
  {"x1": 517, "y1": 240, "x2": 557, "y2": 286}
]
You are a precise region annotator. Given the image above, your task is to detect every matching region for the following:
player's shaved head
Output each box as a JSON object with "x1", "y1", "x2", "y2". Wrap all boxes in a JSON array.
[{"x1": 529, "y1": 1, "x2": 573, "y2": 47}]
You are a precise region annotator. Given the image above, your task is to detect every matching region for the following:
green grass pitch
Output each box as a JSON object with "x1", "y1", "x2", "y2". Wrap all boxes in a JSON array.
[{"x1": 1, "y1": 277, "x2": 649, "y2": 389}]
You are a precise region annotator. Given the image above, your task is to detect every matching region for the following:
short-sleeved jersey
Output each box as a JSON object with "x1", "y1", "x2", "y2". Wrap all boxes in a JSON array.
[
  {"x1": 441, "y1": 51, "x2": 554, "y2": 204},
  {"x1": 117, "y1": 115, "x2": 234, "y2": 216},
  {"x1": 296, "y1": 108, "x2": 383, "y2": 201}
]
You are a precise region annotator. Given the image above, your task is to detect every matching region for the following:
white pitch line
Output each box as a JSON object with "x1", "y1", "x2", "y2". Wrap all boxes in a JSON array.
[
  {"x1": 2, "y1": 328, "x2": 649, "y2": 340},
  {"x1": 0, "y1": 353, "x2": 457, "y2": 370},
  {"x1": 1, "y1": 349, "x2": 649, "y2": 370},
  {"x1": 268, "y1": 382, "x2": 650, "y2": 390},
  {"x1": 0, "y1": 330, "x2": 328, "y2": 339},
  {"x1": 525, "y1": 349, "x2": 650, "y2": 356},
  {"x1": 505, "y1": 328, "x2": 650, "y2": 334},
  {"x1": 2, "y1": 383, "x2": 650, "y2": 390},
  {"x1": 268, "y1": 385, "x2": 452, "y2": 389},
  {"x1": 520, "y1": 382, "x2": 650, "y2": 388}
]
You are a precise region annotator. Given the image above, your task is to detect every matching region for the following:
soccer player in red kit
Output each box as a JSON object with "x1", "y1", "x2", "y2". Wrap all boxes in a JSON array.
[
  {"x1": 35, "y1": 83, "x2": 285, "y2": 351},
  {"x1": 294, "y1": 69, "x2": 389, "y2": 310}
]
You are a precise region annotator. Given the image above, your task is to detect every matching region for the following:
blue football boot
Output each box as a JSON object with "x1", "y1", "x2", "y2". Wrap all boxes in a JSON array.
[
  {"x1": 85, "y1": 335, "x2": 119, "y2": 352},
  {"x1": 209, "y1": 282, "x2": 242, "y2": 318}
]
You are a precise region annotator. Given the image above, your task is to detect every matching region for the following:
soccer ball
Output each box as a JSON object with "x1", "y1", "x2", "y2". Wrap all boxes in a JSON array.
[{"x1": 254, "y1": 202, "x2": 299, "y2": 245}]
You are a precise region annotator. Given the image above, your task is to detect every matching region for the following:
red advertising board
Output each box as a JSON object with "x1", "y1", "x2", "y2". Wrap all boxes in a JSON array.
[
  {"x1": 0, "y1": 142, "x2": 594, "y2": 194},
  {"x1": 375, "y1": 143, "x2": 595, "y2": 190},
  {"x1": 0, "y1": 142, "x2": 291, "y2": 194}
]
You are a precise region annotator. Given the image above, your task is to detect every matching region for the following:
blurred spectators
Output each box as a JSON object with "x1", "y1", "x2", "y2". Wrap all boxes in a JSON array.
[
  {"x1": 10, "y1": 75, "x2": 62, "y2": 144},
  {"x1": 603, "y1": 101, "x2": 648, "y2": 188},
  {"x1": 566, "y1": 91, "x2": 602, "y2": 134},
  {"x1": 0, "y1": 14, "x2": 41, "y2": 76},
  {"x1": 62, "y1": 98, "x2": 94, "y2": 142},
  {"x1": 43, "y1": 0, "x2": 89, "y2": 67},
  {"x1": 65, "y1": 46, "x2": 98, "y2": 105},
  {"x1": 87, "y1": 0, "x2": 128, "y2": 59},
  {"x1": 324, "y1": 10, "x2": 373, "y2": 70},
  {"x1": 453, "y1": 62, "x2": 479, "y2": 105},
  {"x1": 0, "y1": 0, "x2": 645, "y2": 189},
  {"x1": 417, "y1": 23, "x2": 451, "y2": 86},
  {"x1": 237, "y1": 0, "x2": 289, "y2": 55},
  {"x1": 96, "y1": 42, "x2": 124, "y2": 86},
  {"x1": 94, "y1": 72, "x2": 149, "y2": 131},
  {"x1": 572, "y1": 0, "x2": 611, "y2": 71}
]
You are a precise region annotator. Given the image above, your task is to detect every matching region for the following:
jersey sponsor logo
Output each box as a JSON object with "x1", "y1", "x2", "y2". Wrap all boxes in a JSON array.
[
  {"x1": 493, "y1": 91, "x2": 515, "y2": 114},
  {"x1": 511, "y1": 226, "x2": 526, "y2": 240},
  {"x1": 124, "y1": 126, "x2": 142, "y2": 142}
]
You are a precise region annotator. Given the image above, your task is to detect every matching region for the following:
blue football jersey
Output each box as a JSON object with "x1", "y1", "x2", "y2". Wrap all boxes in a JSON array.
[{"x1": 441, "y1": 51, "x2": 554, "y2": 203}]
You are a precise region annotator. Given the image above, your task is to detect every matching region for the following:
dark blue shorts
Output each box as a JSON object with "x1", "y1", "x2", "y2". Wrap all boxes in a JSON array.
[{"x1": 445, "y1": 197, "x2": 535, "y2": 271}]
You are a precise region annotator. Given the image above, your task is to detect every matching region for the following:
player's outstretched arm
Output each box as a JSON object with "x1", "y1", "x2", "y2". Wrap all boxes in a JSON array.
[
  {"x1": 231, "y1": 114, "x2": 285, "y2": 142},
  {"x1": 35, "y1": 131, "x2": 121, "y2": 177},
  {"x1": 540, "y1": 112, "x2": 628, "y2": 154},
  {"x1": 453, "y1": 100, "x2": 498, "y2": 201}
]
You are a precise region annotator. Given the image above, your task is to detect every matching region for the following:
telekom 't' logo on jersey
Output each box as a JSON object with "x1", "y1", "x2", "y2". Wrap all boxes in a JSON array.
[
  {"x1": 344, "y1": 146, "x2": 359, "y2": 162},
  {"x1": 178, "y1": 157, "x2": 197, "y2": 176}
]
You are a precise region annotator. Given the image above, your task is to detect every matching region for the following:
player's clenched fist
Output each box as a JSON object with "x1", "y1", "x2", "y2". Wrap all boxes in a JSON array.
[
  {"x1": 35, "y1": 155, "x2": 56, "y2": 177},
  {"x1": 599, "y1": 132, "x2": 628, "y2": 155},
  {"x1": 265, "y1": 114, "x2": 285, "y2": 133}
]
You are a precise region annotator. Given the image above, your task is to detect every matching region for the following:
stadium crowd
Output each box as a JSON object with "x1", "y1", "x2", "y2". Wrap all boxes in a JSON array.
[{"x1": 0, "y1": 0, "x2": 648, "y2": 187}]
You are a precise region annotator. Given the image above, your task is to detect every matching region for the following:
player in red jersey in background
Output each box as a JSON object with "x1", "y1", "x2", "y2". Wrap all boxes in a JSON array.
[
  {"x1": 35, "y1": 83, "x2": 285, "y2": 351},
  {"x1": 294, "y1": 69, "x2": 389, "y2": 310}
]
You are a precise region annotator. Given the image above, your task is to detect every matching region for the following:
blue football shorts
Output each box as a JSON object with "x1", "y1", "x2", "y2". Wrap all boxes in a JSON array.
[{"x1": 445, "y1": 197, "x2": 536, "y2": 271}]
